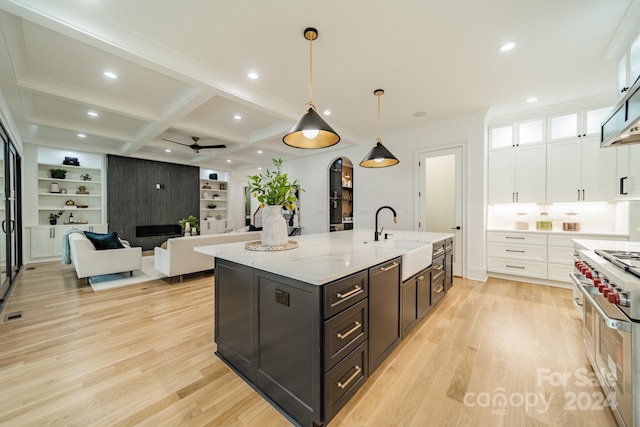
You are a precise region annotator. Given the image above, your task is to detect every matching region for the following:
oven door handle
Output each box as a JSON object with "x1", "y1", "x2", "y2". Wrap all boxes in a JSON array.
[{"x1": 571, "y1": 273, "x2": 632, "y2": 333}]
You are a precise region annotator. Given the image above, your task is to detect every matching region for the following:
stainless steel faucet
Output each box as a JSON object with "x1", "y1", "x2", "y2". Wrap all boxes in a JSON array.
[{"x1": 375, "y1": 206, "x2": 398, "y2": 241}]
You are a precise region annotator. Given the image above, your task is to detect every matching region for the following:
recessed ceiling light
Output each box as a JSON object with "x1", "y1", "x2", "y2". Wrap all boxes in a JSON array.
[
  {"x1": 226, "y1": 159, "x2": 231, "y2": 163},
  {"x1": 165, "y1": 149, "x2": 171, "y2": 153},
  {"x1": 412, "y1": 111, "x2": 426, "y2": 118},
  {"x1": 526, "y1": 97, "x2": 538, "y2": 103},
  {"x1": 500, "y1": 42, "x2": 516, "y2": 52},
  {"x1": 323, "y1": 110, "x2": 331, "y2": 116},
  {"x1": 233, "y1": 114, "x2": 242, "y2": 120},
  {"x1": 87, "y1": 111, "x2": 98, "y2": 117},
  {"x1": 257, "y1": 150, "x2": 263, "y2": 154},
  {"x1": 103, "y1": 71, "x2": 118, "y2": 79},
  {"x1": 258, "y1": 167, "x2": 262, "y2": 170},
  {"x1": 77, "y1": 133, "x2": 86, "y2": 138},
  {"x1": 248, "y1": 72, "x2": 258, "y2": 80}
]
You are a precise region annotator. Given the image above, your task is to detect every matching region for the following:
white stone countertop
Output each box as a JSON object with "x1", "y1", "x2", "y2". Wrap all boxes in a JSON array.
[
  {"x1": 194, "y1": 229, "x2": 453, "y2": 285},
  {"x1": 573, "y1": 239, "x2": 640, "y2": 252}
]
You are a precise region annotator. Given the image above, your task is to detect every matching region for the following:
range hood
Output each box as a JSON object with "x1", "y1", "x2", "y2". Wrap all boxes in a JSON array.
[{"x1": 601, "y1": 76, "x2": 640, "y2": 147}]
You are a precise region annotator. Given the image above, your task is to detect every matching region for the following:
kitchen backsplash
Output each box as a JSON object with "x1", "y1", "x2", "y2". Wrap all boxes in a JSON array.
[{"x1": 487, "y1": 201, "x2": 629, "y2": 234}]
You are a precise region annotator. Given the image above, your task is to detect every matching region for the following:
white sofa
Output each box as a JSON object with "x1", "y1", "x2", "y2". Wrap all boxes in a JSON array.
[
  {"x1": 153, "y1": 231, "x2": 261, "y2": 279},
  {"x1": 68, "y1": 232, "x2": 142, "y2": 279}
]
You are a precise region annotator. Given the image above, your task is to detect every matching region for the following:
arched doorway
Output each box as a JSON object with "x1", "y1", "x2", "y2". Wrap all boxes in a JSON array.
[{"x1": 328, "y1": 157, "x2": 354, "y2": 232}]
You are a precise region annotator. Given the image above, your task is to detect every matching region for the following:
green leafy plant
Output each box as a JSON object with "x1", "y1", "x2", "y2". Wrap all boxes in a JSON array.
[
  {"x1": 207, "y1": 203, "x2": 217, "y2": 209},
  {"x1": 247, "y1": 158, "x2": 303, "y2": 209},
  {"x1": 49, "y1": 168, "x2": 67, "y2": 178},
  {"x1": 48, "y1": 210, "x2": 63, "y2": 221},
  {"x1": 179, "y1": 215, "x2": 199, "y2": 232}
]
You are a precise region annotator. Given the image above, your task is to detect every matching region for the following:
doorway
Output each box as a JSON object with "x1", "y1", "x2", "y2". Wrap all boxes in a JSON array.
[
  {"x1": 328, "y1": 157, "x2": 354, "y2": 232},
  {"x1": 417, "y1": 146, "x2": 463, "y2": 277},
  {"x1": 0, "y1": 121, "x2": 22, "y2": 311}
]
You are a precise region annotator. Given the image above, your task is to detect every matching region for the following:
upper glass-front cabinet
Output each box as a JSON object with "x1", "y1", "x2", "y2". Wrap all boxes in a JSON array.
[
  {"x1": 618, "y1": 55, "x2": 628, "y2": 95},
  {"x1": 547, "y1": 107, "x2": 611, "y2": 142},
  {"x1": 489, "y1": 119, "x2": 544, "y2": 150},
  {"x1": 630, "y1": 34, "x2": 640, "y2": 88}
]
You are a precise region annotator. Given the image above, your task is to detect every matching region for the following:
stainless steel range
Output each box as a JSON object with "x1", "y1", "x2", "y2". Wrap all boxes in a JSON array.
[{"x1": 571, "y1": 248, "x2": 640, "y2": 427}]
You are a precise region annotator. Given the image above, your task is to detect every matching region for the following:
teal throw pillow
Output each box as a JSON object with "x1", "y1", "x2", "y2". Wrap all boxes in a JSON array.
[{"x1": 84, "y1": 231, "x2": 125, "y2": 250}]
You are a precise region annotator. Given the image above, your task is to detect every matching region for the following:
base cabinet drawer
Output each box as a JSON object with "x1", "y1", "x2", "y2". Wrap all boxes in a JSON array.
[
  {"x1": 547, "y1": 246, "x2": 575, "y2": 264},
  {"x1": 487, "y1": 257, "x2": 547, "y2": 279},
  {"x1": 547, "y1": 263, "x2": 573, "y2": 283},
  {"x1": 324, "y1": 299, "x2": 368, "y2": 371},
  {"x1": 487, "y1": 232, "x2": 547, "y2": 245},
  {"x1": 487, "y1": 242, "x2": 546, "y2": 262},
  {"x1": 324, "y1": 342, "x2": 368, "y2": 422},
  {"x1": 431, "y1": 273, "x2": 446, "y2": 306},
  {"x1": 324, "y1": 270, "x2": 368, "y2": 318}
]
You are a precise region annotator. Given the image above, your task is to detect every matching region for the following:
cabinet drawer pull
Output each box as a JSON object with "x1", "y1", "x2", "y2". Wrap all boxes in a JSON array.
[
  {"x1": 336, "y1": 285, "x2": 362, "y2": 299},
  {"x1": 434, "y1": 286, "x2": 444, "y2": 294},
  {"x1": 418, "y1": 275, "x2": 424, "y2": 281},
  {"x1": 433, "y1": 264, "x2": 444, "y2": 271},
  {"x1": 506, "y1": 249, "x2": 525, "y2": 253},
  {"x1": 380, "y1": 262, "x2": 399, "y2": 272},
  {"x1": 432, "y1": 249, "x2": 445, "y2": 257},
  {"x1": 337, "y1": 365, "x2": 362, "y2": 390},
  {"x1": 337, "y1": 321, "x2": 361, "y2": 340},
  {"x1": 506, "y1": 265, "x2": 525, "y2": 269},
  {"x1": 505, "y1": 236, "x2": 525, "y2": 240}
]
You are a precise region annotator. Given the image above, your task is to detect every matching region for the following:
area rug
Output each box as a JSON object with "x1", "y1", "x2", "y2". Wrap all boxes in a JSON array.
[{"x1": 88, "y1": 256, "x2": 167, "y2": 291}]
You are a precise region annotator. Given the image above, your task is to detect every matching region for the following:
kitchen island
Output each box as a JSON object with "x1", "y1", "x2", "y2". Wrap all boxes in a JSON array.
[{"x1": 195, "y1": 229, "x2": 453, "y2": 426}]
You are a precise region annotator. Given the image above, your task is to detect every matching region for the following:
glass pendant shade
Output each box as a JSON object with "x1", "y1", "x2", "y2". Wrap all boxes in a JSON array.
[
  {"x1": 283, "y1": 106, "x2": 340, "y2": 149},
  {"x1": 360, "y1": 89, "x2": 399, "y2": 168},
  {"x1": 359, "y1": 139, "x2": 399, "y2": 168}
]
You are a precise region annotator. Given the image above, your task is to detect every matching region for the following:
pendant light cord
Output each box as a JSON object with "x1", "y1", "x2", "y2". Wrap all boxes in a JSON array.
[
  {"x1": 308, "y1": 36, "x2": 314, "y2": 107},
  {"x1": 377, "y1": 92, "x2": 381, "y2": 141}
]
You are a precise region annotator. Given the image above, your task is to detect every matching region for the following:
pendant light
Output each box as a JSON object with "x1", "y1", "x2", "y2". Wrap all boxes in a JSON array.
[
  {"x1": 360, "y1": 89, "x2": 399, "y2": 168},
  {"x1": 283, "y1": 27, "x2": 340, "y2": 149}
]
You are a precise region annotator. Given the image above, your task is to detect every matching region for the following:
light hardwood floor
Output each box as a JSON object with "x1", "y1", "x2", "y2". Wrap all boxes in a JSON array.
[{"x1": 0, "y1": 262, "x2": 617, "y2": 426}]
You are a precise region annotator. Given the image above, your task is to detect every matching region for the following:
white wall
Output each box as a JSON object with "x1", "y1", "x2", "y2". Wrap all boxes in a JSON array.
[{"x1": 235, "y1": 111, "x2": 489, "y2": 281}]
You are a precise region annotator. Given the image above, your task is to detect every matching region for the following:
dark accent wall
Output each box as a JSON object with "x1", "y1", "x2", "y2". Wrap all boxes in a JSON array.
[{"x1": 107, "y1": 155, "x2": 199, "y2": 250}]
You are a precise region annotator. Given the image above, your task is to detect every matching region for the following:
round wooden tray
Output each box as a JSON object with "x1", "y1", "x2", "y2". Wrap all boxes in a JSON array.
[{"x1": 245, "y1": 240, "x2": 298, "y2": 251}]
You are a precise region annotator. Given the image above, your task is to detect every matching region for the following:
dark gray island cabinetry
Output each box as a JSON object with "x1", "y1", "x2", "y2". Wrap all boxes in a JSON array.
[
  {"x1": 215, "y1": 258, "x2": 378, "y2": 426},
  {"x1": 201, "y1": 230, "x2": 454, "y2": 426}
]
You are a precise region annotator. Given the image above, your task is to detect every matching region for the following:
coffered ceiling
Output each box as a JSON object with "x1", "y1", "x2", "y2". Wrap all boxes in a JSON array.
[{"x1": 0, "y1": 0, "x2": 637, "y2": 170}]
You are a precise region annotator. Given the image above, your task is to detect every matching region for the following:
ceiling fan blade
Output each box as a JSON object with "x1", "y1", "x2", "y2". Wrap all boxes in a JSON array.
[
  {"x1": 196, "y1": 144, "x2": 227, "y2": 149},
  {"x1": 161, "y1": 137, "x2": 190, "y2": 147}
]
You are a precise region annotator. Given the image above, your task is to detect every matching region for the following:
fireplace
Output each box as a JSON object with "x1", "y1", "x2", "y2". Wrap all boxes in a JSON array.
[{"x1": 136, "y1": 224, "x2": 182, "y2": 238}]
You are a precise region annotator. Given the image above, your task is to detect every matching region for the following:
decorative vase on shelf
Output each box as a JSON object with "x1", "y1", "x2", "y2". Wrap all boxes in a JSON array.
[{"x1": 261, "y1": 205, "x2": 288, "y2": 247}]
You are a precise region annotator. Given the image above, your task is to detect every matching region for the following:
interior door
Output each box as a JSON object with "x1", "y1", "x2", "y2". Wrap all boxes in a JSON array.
[{"x1": 417, "y1": 146, "x2": 463, "y2": 277}]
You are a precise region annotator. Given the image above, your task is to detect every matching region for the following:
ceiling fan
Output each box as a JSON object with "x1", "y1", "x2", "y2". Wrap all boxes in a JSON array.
[{"x1": 161, "y1": 136, "x2": 226, "y2": 154}]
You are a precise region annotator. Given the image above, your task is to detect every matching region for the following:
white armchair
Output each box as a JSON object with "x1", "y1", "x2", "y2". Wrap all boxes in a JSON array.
[{"x1": 68, "y1": 232, "x2": 142, "y2": 279}]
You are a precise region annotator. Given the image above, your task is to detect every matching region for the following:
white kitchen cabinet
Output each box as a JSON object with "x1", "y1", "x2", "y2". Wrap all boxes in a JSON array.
[
  {"x1": 547, "y1": 107, "x2": 611, "y2": 142},
  {"x1": 489, "y1": 119, "x2": 544, "y2": 150},
  {"x1": 616, "y1": 144, "x2": 640, "y2": 198},
  {"x1": 488, "y1": 144, "x2": 546, "y2": 203},
  {"x1": 547, "y1": 234, "x2": 627, "y2": 283},
  {"x1": 546, "y1": 137, "x2": 617, "y2": 202},
  {"x1": 486, "y1": 231, "x2": 547, "y2": 280},
  {"x1": 30, "y1": 226, "x2": 72, "y2": 259}
]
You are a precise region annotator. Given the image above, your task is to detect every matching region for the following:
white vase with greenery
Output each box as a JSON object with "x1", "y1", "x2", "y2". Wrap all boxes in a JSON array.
[
  {"x1": 261, "y1": 205, "x2": 288, "y2": 246},
  {"x1": 248, "y1": 158, "x2": 303, "y2": 247}
]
